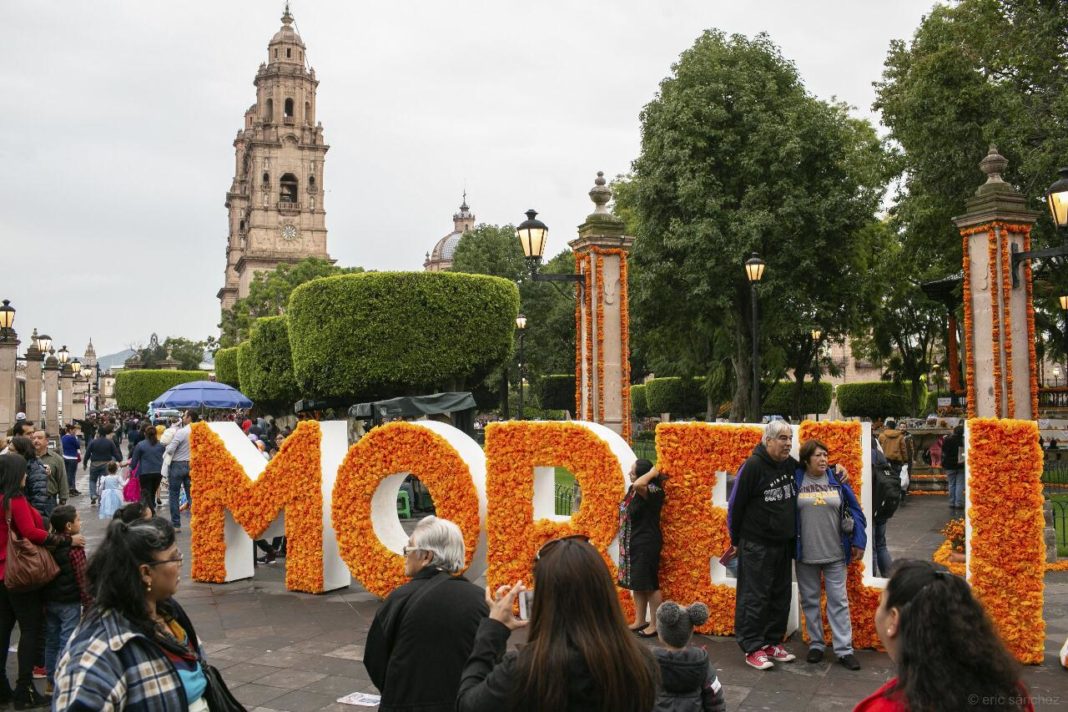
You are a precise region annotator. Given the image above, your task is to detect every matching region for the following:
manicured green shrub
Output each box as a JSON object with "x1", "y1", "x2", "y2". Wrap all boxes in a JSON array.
[
  {"x1": 762, "y1": 381, "x2": 833, "y2": 416},
  {"x1": 288, "y1": 272, "x2": 520, "y2": 400},
  {"x1": 644, "y1": 377, "x2": 703, "y2": 418},
  {"x1": 213, "y1": 347, "x2": 240, "y2": 388},
  {"x1": 537, "y1": 374, "x2": 576, "y2": 413},
  {"x1": 836, "y1": 381, "x2": 928, "y2": 419},
  {"x1": 239, "y1": 317, "x2": 300, "y2": 407},
  {"x1": 630, "y1": 384, "x2": 648, "y2": 417},
  {"x1": 115, "y1": 370, "x2": 205, "y2": 412}
]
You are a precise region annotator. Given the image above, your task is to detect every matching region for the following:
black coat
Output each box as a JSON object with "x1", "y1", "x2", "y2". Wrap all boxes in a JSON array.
[
  {"x1": 456, "y1": 618, "x2": 658, "y2": 712},
  {"x1": 364, "y1": 568, "x2": 487, "y2": 712},
  {"x1": 728, "y1": 443, "x2": 798, "y2": 545},
  {"x1": 653, "y1": 647, "x2": 726, "y2": 712}
]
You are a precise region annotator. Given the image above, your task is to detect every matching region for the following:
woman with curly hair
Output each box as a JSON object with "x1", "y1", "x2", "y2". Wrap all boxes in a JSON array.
[{"x1": 855, "y1": 559, "x2": 1033, "y2": 711}]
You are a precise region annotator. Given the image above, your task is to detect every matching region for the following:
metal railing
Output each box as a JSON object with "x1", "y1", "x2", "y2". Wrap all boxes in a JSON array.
[
  {"x1": 1050, "y1": 498, "x2": 1068, "y2": 557},
  {"x1": 1042, "y1": 459, "x2": 1068, "y2": 491},
  {"x1": 555, "y1": 483, "x2": 580, "y2": 516}
]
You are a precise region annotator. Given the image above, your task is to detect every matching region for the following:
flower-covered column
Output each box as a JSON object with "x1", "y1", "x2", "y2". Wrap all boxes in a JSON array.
[
  {"x1": 570, "y1": 173, "x2": 634, "y2": 441},
  {"x1": 954, "y1": 147, "x2": 1039, "y2": 419}
]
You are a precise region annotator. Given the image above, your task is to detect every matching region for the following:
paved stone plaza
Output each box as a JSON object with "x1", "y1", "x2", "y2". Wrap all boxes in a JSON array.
[{"x1": 21, "y1": 482, "x2": 1068, "y2": 711}]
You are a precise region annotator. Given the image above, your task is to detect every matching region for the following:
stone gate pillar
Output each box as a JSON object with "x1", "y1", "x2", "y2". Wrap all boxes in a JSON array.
[
  {"x1": 0, "y1": 331, "x2": 18, "y2": 434},
  {"x1": 570, "y1": 173, "x2": 634, "y2": 440},
  {"x1": 43, "y1": 352, "x2": 60, "y2": 437},
  {"x1": 71, "y1": 376, "x2": 87, "y2": 422},
  {"x1": 24, "y1": 339, "x2": 43, "y2": 427},
  {"x1": 953, "y1": 147, "x2": 1040, "y2": 418},
  {"x1": 59, "y1": 366, "x2": 73, "y2": 432}
]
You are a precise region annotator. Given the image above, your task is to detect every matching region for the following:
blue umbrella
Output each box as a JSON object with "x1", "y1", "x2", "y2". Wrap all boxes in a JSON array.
[{"x1": 150, "y1": 381, "x2": 253, "y2": 410}]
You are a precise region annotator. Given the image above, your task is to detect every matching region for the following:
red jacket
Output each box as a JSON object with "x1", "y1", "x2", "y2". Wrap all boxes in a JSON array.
[
  {"x1": 854, "y1": 679, "x2": 1035, "y2": 712},
  {"x1": 0, "y1": 495, "x2": 51, "y2": 581}
]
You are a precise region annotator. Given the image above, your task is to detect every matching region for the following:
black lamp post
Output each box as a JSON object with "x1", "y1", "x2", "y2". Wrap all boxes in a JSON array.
[
  {"x1": 745, "y1": 253, "x2": 766, "y2": 422},
  {"x1": 515, "y1": 314, "x2": 528, "y2": 420},
  {"x1": 1011, "y1": 167, "x2": 1068, "y2": 287},
  {"x1": 516, "y1": 210, "x2": 584, "y2": 290}
]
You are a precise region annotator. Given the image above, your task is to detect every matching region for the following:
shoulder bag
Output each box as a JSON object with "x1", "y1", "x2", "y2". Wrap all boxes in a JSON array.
[
  {"x1": 4, "y1": 505, "x2": 60, "y2": 592},
  {"x1": 200, "y1": 662, "x2": 247, "y2": 712}
]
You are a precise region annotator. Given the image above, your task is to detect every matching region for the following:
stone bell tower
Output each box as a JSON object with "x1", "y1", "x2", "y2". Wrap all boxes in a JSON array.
[{"x1": 218, "y1": 3, "x2": 331, "y2": 316}]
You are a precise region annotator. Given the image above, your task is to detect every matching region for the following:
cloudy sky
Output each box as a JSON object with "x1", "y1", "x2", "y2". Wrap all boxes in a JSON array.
[{"x1": 2, "y1": 0, "x2": 938, "y2": 359}]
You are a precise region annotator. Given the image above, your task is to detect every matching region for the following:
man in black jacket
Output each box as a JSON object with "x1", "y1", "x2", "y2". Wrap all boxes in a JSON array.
[
  {"x1": 364, "y1": 516, "x2": 487, "y2": 712},
  {"x1": 727, "y1": 420, "x2": 849, "y2": 671}
]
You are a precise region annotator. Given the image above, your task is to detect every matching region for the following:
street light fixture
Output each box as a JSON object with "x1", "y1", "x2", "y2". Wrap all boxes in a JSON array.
[
  {"x1": 57, "y1": 345, "x2": 70, "y2": 365},
  {"x1": 71, "y1": 359, "x2": 81, "y2": 376},
  {"x1": 811, "y1": 329, "x2": 822, "y2": 342},
  {"x1": 745, "y1": 253, "x2": 766, "y2": 422},
  {"x1": 0, "y1": 299, "x2": 14, "y2": 336},
  {"x1": 1047, "y1": 167, "x2": 1068, "y2": 230},
  {"x1": 516, "y1": 210, "x2": 583, "y2": 289},
  {"x1": 515, "y1": 314, "x2": 528, "y2": 420},
  {"x1": 35, "y1": 332, "x2": 52, "y2": 354}
]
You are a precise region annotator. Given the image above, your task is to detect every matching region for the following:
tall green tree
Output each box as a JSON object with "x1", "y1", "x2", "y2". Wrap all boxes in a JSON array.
[
  {"x1": 450, "y1": 224, "x2": 524, "y2": 282},
  {"x1": 219, "y1": 257, "x2": 363, "y2": 346},
  {"x1": 874, "y1": 0, "x2": 1068, "y2": 275},
  {"x1": 628, "y1": 30, "x2": 887, "y2": 421},
  {"x1": 134, "y1": 336, "x2": 207, "y2": 371}
]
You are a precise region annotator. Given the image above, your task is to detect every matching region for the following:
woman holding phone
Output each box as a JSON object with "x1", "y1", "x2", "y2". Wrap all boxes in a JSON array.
[{"x1": 617, "y1": 459, "x2": 666, "y2": 637}]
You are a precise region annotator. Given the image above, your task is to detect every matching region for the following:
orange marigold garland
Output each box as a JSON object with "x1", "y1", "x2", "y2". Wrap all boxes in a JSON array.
[
  {"x1": 1022, "y1": 226, "x2": 1039, "y2": 416},
  {"x1": 618, "y1": 251, "x2": 632, "y2": 443},
  {"x1": 961, "y1": 230, "x2": 977, "y2": 417},
  {"x1": 999, "y1": 228, "x2": 1015, "y2": 417},
  {"x1": 967, "y1": 418, "x2": 1045, "y2": 664},
  {"x1": 484, "y1": 421, "x2": 630, "y2": 610},
  {"x1": 584, "y1": 255, "x2": 594, "y2": 419},
  {"x1": 988, "y1": 234, "x2": 1004, "y2": 418},
  {"x1": 332, "y1": 422, "x2": 481, "y2": 598},
  {"x1": 797, "y1": 421, "x2": 883, "y2": 650},
  {"x1": 190, "y1": 420, "x2": 325, "y2": 593},
  {"x1": 595, "y1": 253, "x2": 606, "y2": 424},
  {"x1": 575, "y1": 256, "x2": 584, "y2": 419},
  {"x1": 655, "y1": 422, "x2": 762, "y2": 635}
]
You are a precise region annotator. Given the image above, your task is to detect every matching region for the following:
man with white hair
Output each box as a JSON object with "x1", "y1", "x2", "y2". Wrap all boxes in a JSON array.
[
  {"x1": 364, "y1": 516, "x2": 487, "y2": 712},
  {"x1": 728, "y1": 420, "x2": 847, "y2": 670}
]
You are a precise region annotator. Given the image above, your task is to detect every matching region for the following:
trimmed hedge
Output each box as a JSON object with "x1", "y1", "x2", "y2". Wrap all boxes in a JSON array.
[
  {"x1": 644, "y1": 377, "x2": 703, "y2": 418},
  {"x1": 240, "y1": 317, "x2": 300, "y2": 407},
  {"x1": 631, "y1": 384, "x2": 648, "y2": 417},
  {"x1": 115, "y1": 370, "x2": 205, "y2": 412},
  {"x1": 288, "y1": 272, "x2": 520, "y2": 400},
  {"x1": 763, "y1": 381, "x2": 833, "y2": 416},
  {"x1": 537, "y1": 374, "x2": 576, "y2": 413},
  {"x1": 213, "y1": 347, "x2": 240, "y2": 388},
  {"x1": 836, "y1": 381, "x2": 928, "y2": 419}
]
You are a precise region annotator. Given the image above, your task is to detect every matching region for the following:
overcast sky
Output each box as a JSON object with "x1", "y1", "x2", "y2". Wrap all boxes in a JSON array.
[{"x1": 2, "y1": 0, "x2": 939, "y2": 359}]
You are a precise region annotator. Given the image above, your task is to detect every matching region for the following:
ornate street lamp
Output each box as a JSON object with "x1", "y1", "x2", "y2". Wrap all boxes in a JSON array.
[
  {"x1": 811, "y1": 329, "x2": 822, "y2": 342},
  {"x1": 71, "y1": 359, "x2": 81, "y2": 376},
  {"x1": 0, "y1": 299, "x2": 14, "y2": 337},
  {"x1": 516, "y1": 210, "x2": 583, "y2": 289},
  {"x1": 35, "y1": 332, "x2": 52, "y2": 354},
  {"x1": 57, "y1": 345, "x2": 70, "y2": 365},
  {"x1": 515, "y1": 314, "x2": 528, "y2": 420},
  {"x1": 1047, "y1": 167, "x2": 1068, "y2": 231},
  {"x1": 745, "y1": 253, "x2": 766, "y2": 422}
]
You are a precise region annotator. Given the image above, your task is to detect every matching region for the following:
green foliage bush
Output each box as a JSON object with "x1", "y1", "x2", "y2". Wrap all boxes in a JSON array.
[
  {"x1": 115, "y1": 370, "x2": 205, "y2": 412},
  {"x1": 644, "y1": 377, "x2": 703, "y2": 418},
  {"x1": 213, "y1": 347, "x2": 240, "y2": 388},
  {"x1": 836, "y1": 381, "x2": 928, "y2": 419},
  {"x1": 762, "y1": 381, "x2": 833, "y2": 416},
  {"x1": 239, "y1": 317, "x2": 300, "y2": 408},
  {"x1": 631, "y1": 384, "x2": 648, "y2": 417},
  {"x1": 537, "y1": 374, "x2": 576, "y2": 413},
  {"x1": 288, "y1": 272, "x2": 520, "y2": 400}
]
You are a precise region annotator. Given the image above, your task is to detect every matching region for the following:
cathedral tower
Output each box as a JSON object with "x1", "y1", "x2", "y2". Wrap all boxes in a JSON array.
[{"x1": 218, "y1": 4, "x2": 330, "y2": 315}]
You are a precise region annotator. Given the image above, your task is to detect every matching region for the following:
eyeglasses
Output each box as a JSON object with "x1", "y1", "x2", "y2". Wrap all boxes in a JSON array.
[
  {"x1": 534, "y1": 534, "x2": 590, "y2": 562},
  {"x1": 402, "y1": 546, "x2": 424, "y2": 556},
  {"x1": 147, "y1": 554, "x2": 184, "y2": 567}
]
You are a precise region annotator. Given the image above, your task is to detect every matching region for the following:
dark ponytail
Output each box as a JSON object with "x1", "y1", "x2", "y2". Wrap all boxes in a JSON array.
[
  {"x1": 886, "y1": 560, "x2": 1026, "y2": 710},
  {"x1": 86, "y1": 517, "x2": 176, "y2": 639}
]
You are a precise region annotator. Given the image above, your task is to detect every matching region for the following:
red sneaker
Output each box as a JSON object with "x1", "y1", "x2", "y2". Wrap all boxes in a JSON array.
[
  {"x1": 32, "y1": 665, "x2": 47, "y2": 679},
  {"x1": 764, "y1": 644, "x2": 796, "y2": 662},
  {"x1": 745, "y1": 649, "x2": 774, "y2": 670}
]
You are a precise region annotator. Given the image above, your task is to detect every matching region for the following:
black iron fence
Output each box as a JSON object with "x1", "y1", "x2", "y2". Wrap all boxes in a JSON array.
[
  {"x1": 1050, "y1": 497, "x2": 1068, "y2": 558},
  {"x1": 555, "y1": 483, "x2": 580, "y2": 516}
]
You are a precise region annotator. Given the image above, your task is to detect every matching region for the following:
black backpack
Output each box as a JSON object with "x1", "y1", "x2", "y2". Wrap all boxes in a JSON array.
[{"x1": 873, "y1": 459, "x2": 902, "y2": 522}]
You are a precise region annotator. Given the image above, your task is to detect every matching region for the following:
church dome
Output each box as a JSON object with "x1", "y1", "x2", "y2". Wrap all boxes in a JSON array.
[
  {"x1": 269, "y1": 5, "x2": 306, "y2": 50},
  {"x1": 424, "y1": 195, "x2": 476, "y2": 272},
  {"x1": 432, "y1": 232, "x2": 462, "y2": 261}
]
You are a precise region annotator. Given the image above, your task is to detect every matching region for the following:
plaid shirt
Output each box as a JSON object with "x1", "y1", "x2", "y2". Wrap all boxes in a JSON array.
[
  {"x1": 53, "y1": 604, "x2": 201, "y2": 711},
  {"x1": 69, "y1": 544, "x2": 92, "y2": 610}
]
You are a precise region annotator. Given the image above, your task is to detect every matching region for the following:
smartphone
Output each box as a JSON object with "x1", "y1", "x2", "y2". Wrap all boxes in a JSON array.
[{"x1": 518, "y1": 590, "x2": 534, "y2": 621}]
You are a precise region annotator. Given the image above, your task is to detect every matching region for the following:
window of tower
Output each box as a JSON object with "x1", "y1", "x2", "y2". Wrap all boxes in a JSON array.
[
  {"x1": 239, "y1": 219, "x2": 245, "y2": 232},
  {"x1": 280, "y1": 173, "x2": 298, "y2": 204},
  {"x1": 308, "y1": 175, "x2": 316, "y2": 193},
  {"x1": 284, "y1": 98, "x2": 294, "y2": 118},
  {"x1": 264, "y1": 98, "x2": 273, "y2": 123},
  {"x1": 262, "y1": 172, "x2": 270, "y2": 186},
  {"x1": 286, "y1": 48, "x2": 292, "y2": 58},
  {"x1": 305, "y1": 101, "x2": 311, "y2": 124}
]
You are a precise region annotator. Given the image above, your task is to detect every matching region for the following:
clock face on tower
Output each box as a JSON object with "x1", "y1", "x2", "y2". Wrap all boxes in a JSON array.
[{"x1": 280, "y1": 223, "x2": 300, "y2": 241}]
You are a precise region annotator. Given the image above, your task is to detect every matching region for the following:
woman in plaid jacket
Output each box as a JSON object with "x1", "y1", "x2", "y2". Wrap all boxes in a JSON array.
[{"x1": 53, "y1": 517, "x2": 218, "y2": 711}]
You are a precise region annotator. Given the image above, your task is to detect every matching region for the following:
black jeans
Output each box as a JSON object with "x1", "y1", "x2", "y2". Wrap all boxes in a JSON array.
[
  {"x1": 735, "y1": 538, "x2": 794, "y2": 654},
  {"x1": 0, "y1": 582, "x2": 44, "y2": 687},
  {"x1": 139, "y1": 473, "x2": 162, "y2": 515}
]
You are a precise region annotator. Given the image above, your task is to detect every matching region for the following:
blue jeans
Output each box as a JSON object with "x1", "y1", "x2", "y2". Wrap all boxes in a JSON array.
[
  {"x1": 89, "y1": 463, "x2": 108, "y2": 501},
  {"x1": 64, "y1": 459, "x2": 78, "y2": 490},
  {"x1": 45, "y1": 601, "x2": 81, "y2": 679},
  {"x1": 946, "y1": 469, "x2": 964, "y2": 508},
  {"x1": 873, "y1": 520, "x2": 892, "y2": 577},
  {"x1": 168, "y1": 461, "x2": 191, "y2": 528}
]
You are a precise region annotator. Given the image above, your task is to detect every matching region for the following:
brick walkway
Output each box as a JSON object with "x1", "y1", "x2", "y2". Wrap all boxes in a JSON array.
[{"x1": 27, "y1": 478, "x2": 1068, "y2": 711}]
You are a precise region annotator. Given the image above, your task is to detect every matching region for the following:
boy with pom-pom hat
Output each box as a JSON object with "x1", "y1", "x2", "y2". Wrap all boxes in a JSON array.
[{"x1": 652, "y1": 601, "x2": 726, "y2": 712}]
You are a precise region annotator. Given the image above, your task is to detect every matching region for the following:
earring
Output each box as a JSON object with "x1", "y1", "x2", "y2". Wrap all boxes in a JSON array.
[{"x1": 146, "y1": 581, "x2": 152, "y2": 593}]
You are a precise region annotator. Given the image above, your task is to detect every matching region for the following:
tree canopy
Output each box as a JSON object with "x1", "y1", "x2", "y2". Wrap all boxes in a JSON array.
[
  {"x1": 219, "y1": 257, "x2": 363, "y2": 347},
  {"x1": 626, "y1": 30, "x2": 887, "y2": 420}
]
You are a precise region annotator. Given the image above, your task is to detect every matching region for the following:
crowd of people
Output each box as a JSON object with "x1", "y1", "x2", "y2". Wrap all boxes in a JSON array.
[{"x1": 0, "y1": 412, "x2": 1042, "y2": 711}]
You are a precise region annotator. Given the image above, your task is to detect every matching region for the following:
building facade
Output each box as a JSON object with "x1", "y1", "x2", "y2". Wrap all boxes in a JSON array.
[
  {"x1": 218, "y1": 6, "x2": 330, "y2": 315},
  {"x1": 424, "y1": 197, "x2": 475, "y2": 272}
]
